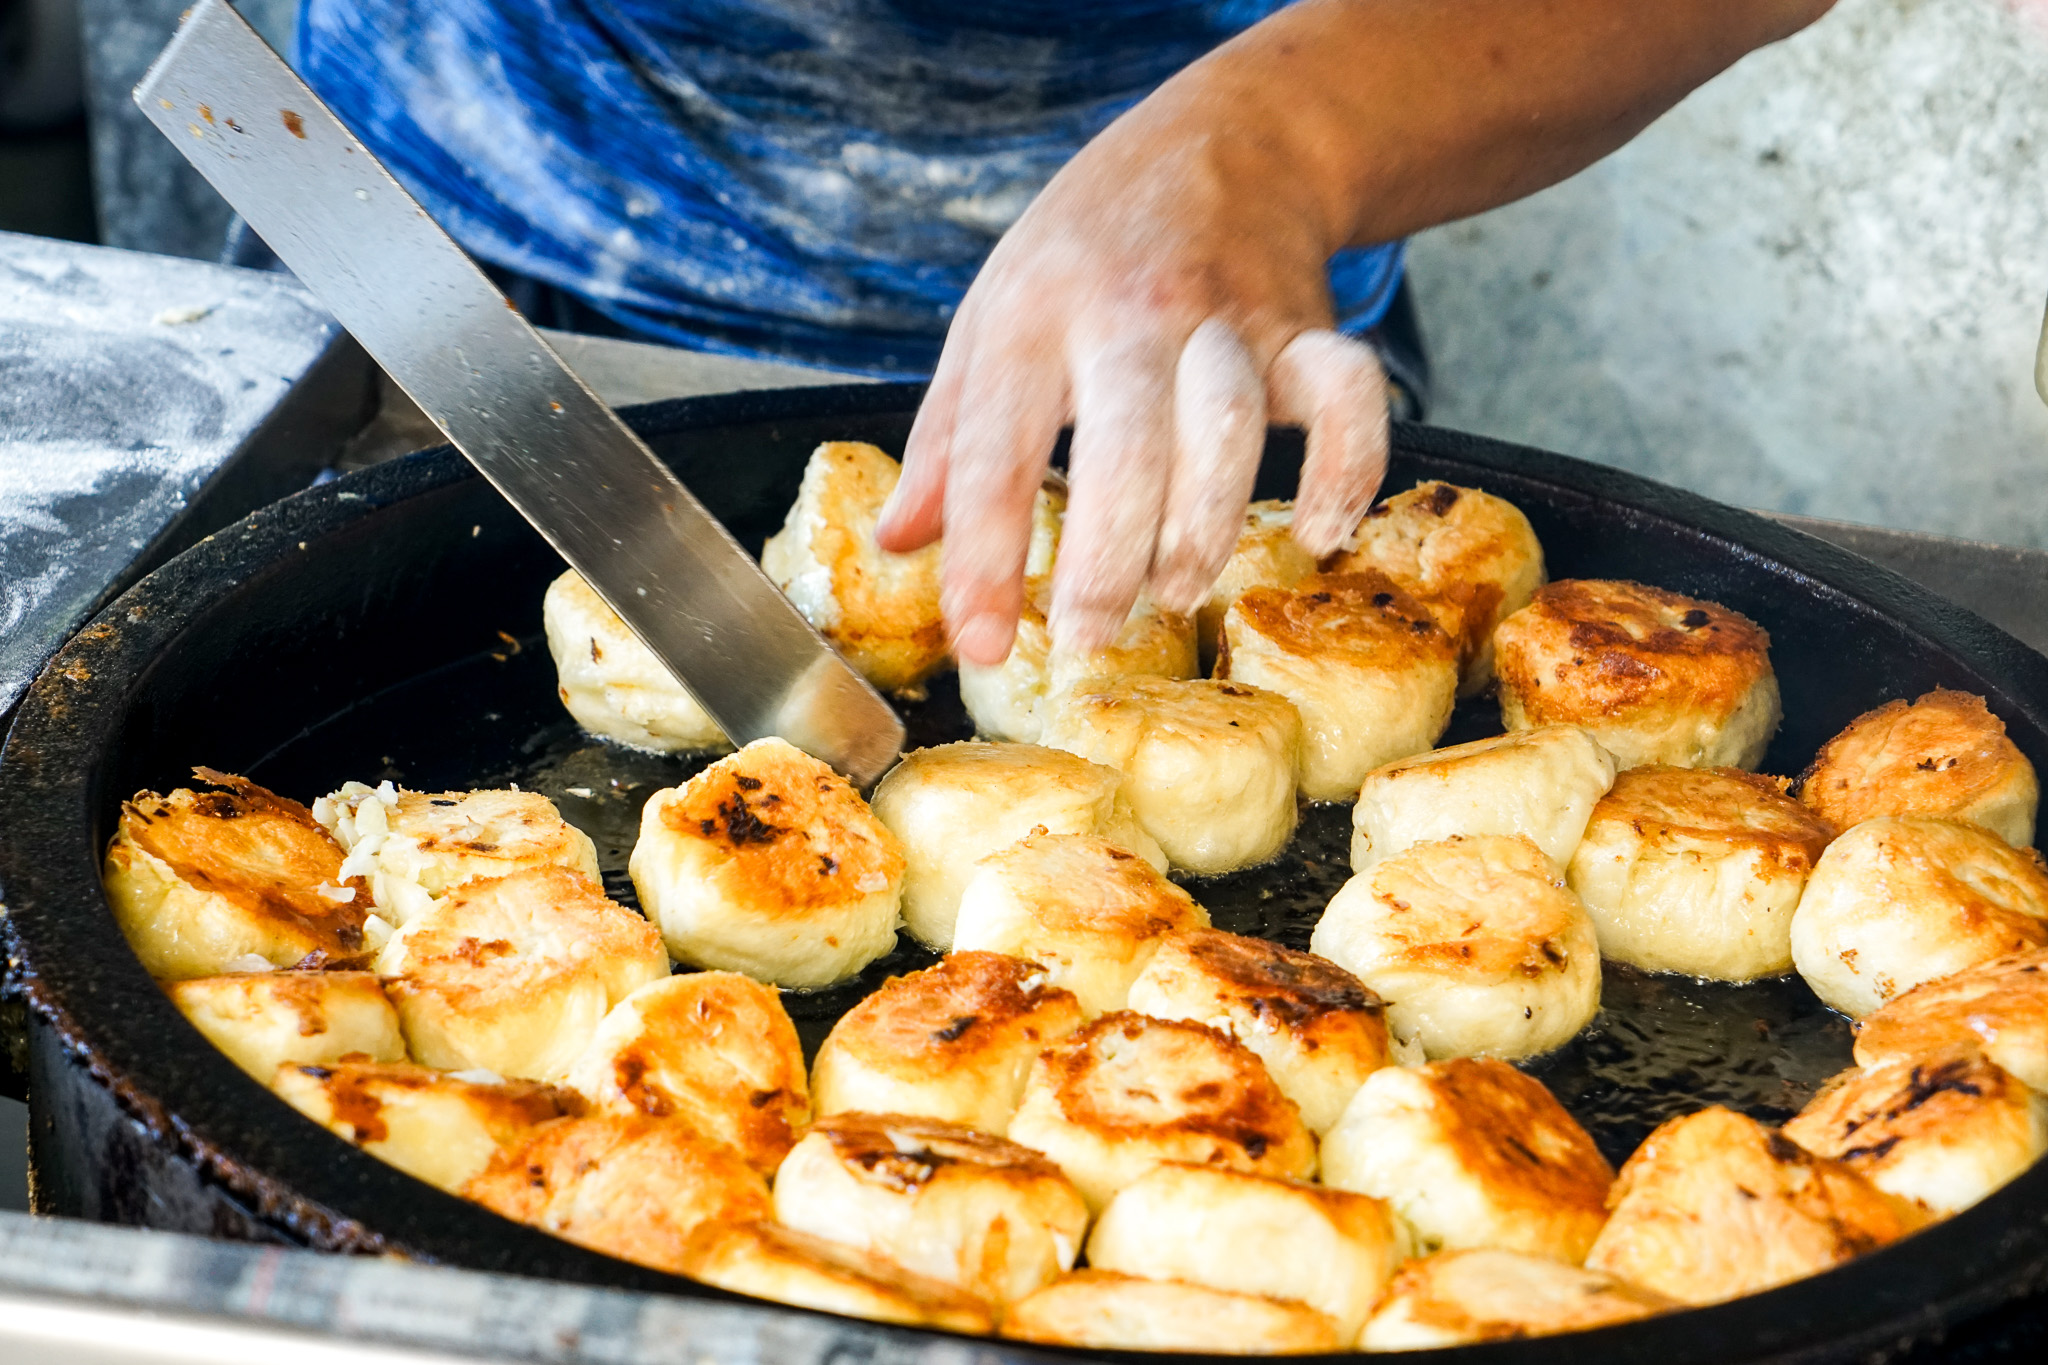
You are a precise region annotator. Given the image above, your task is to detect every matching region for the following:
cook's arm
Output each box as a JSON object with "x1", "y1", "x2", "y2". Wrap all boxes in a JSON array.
[{"x1": 877, "y1": 0, "x2": 1835, "y2": 664}]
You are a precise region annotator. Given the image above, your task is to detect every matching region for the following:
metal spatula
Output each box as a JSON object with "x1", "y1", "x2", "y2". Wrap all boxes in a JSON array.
[{"x1": 135, "y1": 0, "x2": 904, "y2": 786}]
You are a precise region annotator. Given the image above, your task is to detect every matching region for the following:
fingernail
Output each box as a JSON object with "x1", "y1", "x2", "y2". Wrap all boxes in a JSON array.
[
  {"x1": 1049, "y1": 605, "x2": 1117, "y2": 655},
  {"x1": 952, "y1": 610, "x2": 1015, "y2": 666}
]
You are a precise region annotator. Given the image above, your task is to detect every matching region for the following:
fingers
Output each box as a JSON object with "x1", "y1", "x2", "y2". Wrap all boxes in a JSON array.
[
  {"x1": 877, "y1": 325, "x2": 969, "y2": 553},
  {"x1": 1148, "y1": 318, "x2": 1268, "y2": 616},
  {"x1": 1269, "y1": 329, "x2": 1390, "y2": 556}
]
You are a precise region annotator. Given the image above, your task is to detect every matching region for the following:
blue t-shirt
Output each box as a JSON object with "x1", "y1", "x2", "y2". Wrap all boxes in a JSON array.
[{"x1": 297, "y1": 0, "x2": 1405, "y2": 377}]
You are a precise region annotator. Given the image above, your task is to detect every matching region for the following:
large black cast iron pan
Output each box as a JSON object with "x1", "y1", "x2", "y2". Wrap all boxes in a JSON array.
[{"x1": 6, "y1": 383, "x2": 2048, "y2": 1363}]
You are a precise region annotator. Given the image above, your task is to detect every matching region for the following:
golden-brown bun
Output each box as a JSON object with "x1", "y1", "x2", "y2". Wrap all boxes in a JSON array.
[
  {"x1": 1790, "y1": 816, "x2": 2048, "y2": 1018},
  {"x1": 772, "y1": 1113, "x2": 1089, "y2": 1305},
  {"x1": 868, "y1": 741, "x2": 1164, "y2": 948},
  {"x1": 1125, "y1": 928, "x2": 1390, "y2": 1134},
  {"x1": 1329, "y1": 480, "x2": 1547, "y2": 696},
  {"x1": 1800, "y1": 689, "x2": 2039, "y2": 849},
  {"x1": 681, "y1": 1221, "x2": 996, "y2": 1333},
  {"x1": 1567, "y1": 765, "x2": 1835, "y2": 981},
  {"x1": 271, "y1": 1058, "x2": 572, "y2": 1192},
  {"x1": 1001, "y1": 1270, "x2": 1344, "y2": 1353},
  {"x1": 104, "y1": 770, "x2": 369, "y2": 980},
  {"x1": 759, "y1": 440, "x2": 948, "y2": 694},
  {"x1": 374, "y1": 867, "x2": 668, "y2": 1080},
  {"x1": 1358, "y1": 1249, "x2": 1671, "y2": 1349},
  {"x1": 1351, "y1": 724, "x2": 1617, "y2": 872},
  {"x1": 958, "y1": 576, "x2": 1197, "y2": 744},
  {"x1": 1007, "y1": 1012, "x2": 1317, "y2": 1210},
  {"x1": 1586, "y1": 1106, "x2": 1919, "y2": 1305},
  {"x1": 1218, "y1": 571, "x2": 1459, "y2": 802},
  {"x1": 165, "y1": 970, "x2": 403, "y2": 1082},
  {"x1": 1086, "y1": 1162, "x2": 1403, "y2": 1339},
  {"x1": 810, "y1": 952, "x2": 1085, "y2": 1133},
  {"x1": 950, "y1": 833, "x2": 1209, "y2": 1017},
  {"x1": 1311, "y1": 835, "x2": 1601, "y2": 1060},
  {"x1": 1196, "y1": 500, "x2": 1317, "y2": 670},
  {"x1": 629, "y1": 737, "x2": 905, "y2": 987},
  {"x1": 1040, "y1": 676, "x2": 1302, "y2": 873},
  {"x1": 1320, "y1": 1059, "x2": 1612, "y2": 1263},
  {"x1": 1493, "y1": 579, "x2": 1781, "y2": 771},
  {"x1": 1855, "y1": 948, "x2": 2048, "y2": 1091},
  {"x1": 542, "y1": 569, "x2": 729, "y2": 753},
  {"x1": 1784, "y1": 1053, "x2": 2048, "y2": 1216},
  {"x1": 565, "y1": 972, "x2": 808, "y2": 1174},
  {"x1": 466, "y1": 1114, "x2": 771, "y2": 1274}
]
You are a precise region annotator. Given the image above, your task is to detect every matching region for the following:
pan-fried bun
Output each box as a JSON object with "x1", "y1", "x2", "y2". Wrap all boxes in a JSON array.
[
  {"x1": 1493, "y1": 580, "x2": 1781, "y2": 771},
  {"x1": 1001, "y1": 1270, "x2": 1344, "y2": 1353},
  {"x1": 958, "y1": 577, "x2": 1197, "y2": 744},
  {"x1": 951, "y1": 832, "x2": 1209, "y2": 1017},
  {"x1": 1320, "y1": 1059, "x2": 1613, "y2": 1263},
  {"x1": 1800, "y1": 689, "x2": 2038, "y2": 849},
  {"x1": 1567, "y1": 765, "x2": 1834, "y2": 981},
  {"x1": 1086, "y1": 1163, "x2": 1403, "y2": 1339},
  {"x1": 1219, "y1": 571, "x2": 1459, "y2": 801},
  {"x1": 682, "y1": 1221, "x2": 996, "y2": 1334},
  {"x1": 868, "y1": 742, "x2": 1164, "y2": 948},
  {"x1": 1312, "y1": 835, "x2": 1601, "y2": 1060},
  {"x1": 1007, "y1": 1012, "x2": 1317, "y2": 1210},
  {"x1": 374, "y1": 867, "x2": 668, "y2": 1080},
  {"x1": 1196, "y1": 500, "x2": 1316, "y2": 669},
  {"x1": 1351, "y1": 725, "x2": 1617, "y2": 873},
  {"x1": 1358, "y1": 1249, "x2": 1671, "y2": 1349},
  {"x1": 1126, "y1": 928, "x2": 1390, "y2": 1134},
  {"x1": 272, "y1": 1059, "x2": 573, "y2": 1192},
  {"x1": 772, "y1": 1114, "x2": 1089, "y2": 1305},
  {"x1": 1330, "y1": 480, "x2": 1547, "y2": 697},
  {"x1": 810, "y1": 952, "x2": 1085, "y2": 1133},
  {"x1": 565, "y1": 972, "x2": 808, "y2": 1173},
  {"x1": 1790, "y1": 816, "x2": 2048, "y2": 1018},
  {"x1": 630, "y1": 737, "x2": 905, "y2": 988},
  {"x1": 1855, "y1": 948, "x2": 2048, "y2": 1091},
  {"x1": 165, "y1": 970, "x2": 403, "y2": 1083},
  {"x1": 105, "y1": 770, "x2": 369, "y2": 980},
  {"x1": 1040, "y1": 676, "x2": 1302, "y2": 874},
  {"x1": 1586, "y1": 1106, "x2": 1919, "y2": 1305},
  {"x1": 1784, "y1": 1053, "x2": 2048, "y2": 1216},
  {"x1": 466, "y1": 1114, "x2": 772, "y2": 1274},
  {"x1": 542, "y1": 569, "x2": 729, "y2": 753}
]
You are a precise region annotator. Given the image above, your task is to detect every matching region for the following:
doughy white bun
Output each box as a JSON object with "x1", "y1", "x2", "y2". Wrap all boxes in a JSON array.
[
  {"x1": 1311, "y1": 835, "x2": 1601, "y2": 1060},
  {"x1": 1358, "y1": 1249, "x2": 1671, "y2": 1349},
  {"x1": 868, "y1": 741, "x2": 1164, "y2": 948},
  {"x1": 1800, "y1": 688, "x2": 2039, "y2": 849},
  {"x1": 682, "y1": 1221, "x2": 996, "y2": 1334},
  {"x1": 1086, "y1": 1162, "x2": 1403, "y2": 1339},
  {"x1": 1196, "y1": 499, "x2": 1316, "y2": 670},
  {"x1": 629, "y1": 737, "x2": 905, "y2": 988},
  {"x1": 165, "y1": 970, "x2": 403, "y2": 1082},
  {"x1": 1040, "y1": 676, "x2": 1302, "y2": 874},
  {"x1": 271, "y1": 1059, "x2": 573, "y2": 1192},
  {"x1": 1494, "y1": 579, "x2": 1781, "y2": 770},
  {"x1": 759, "y1": 441, "x2": 948, "y2": 695},
  {"x1": 1001, "y1": 1270, "x2": 1344, "y2": 1353},
  {"x1": 1855, "y1": 948, "x2": 2048, "y2": 1091},
  {"x1": 1586, "y1": 1106, "x2": 1920, "y2": 1305},
  {"x1": 772, "y1": 1113, "x2": 1089, "y2": 1305},
  {"x1": 565, "y1": 971, "x2": 808, "y2": 1173},
  {"x1": 950, "y1": 832, "x2": 1208, "y2": 1017},
  {"x1": 1330, "y1": 480, "x2": 1547, "y2": 697},
  {"x1": 1351, "y1": 724, "x2": 1617, "y2": 873},
  {"x1": 1006, "y1": 1011, "x2": 1317, "y2": 1211},
  {"x1": 810, "y1": 951, "x2": 1085, "y2": 1134},
  {"x1": 1567, "y1": 765, "x2": 1834, "y2": 981},
  {"x1": 1125, "y1": 928, "x2": 1390, "y2": 1134},
  {"x1": 374, "y1": 866, "x2": 668, "y2": 1080},
  {"x1": 1319, "y1": 1059, "x2": 1613, "y2": 1263},
  {"x1": 542, "y1": 569, "x2": 729, "y2": 753},
  {"x1": 1790, "y1": 816, "x2": 2048, "y2": 1018},
  {"x1": 1218, "y1": 570, "x2": 1459, "y2": 802}
]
